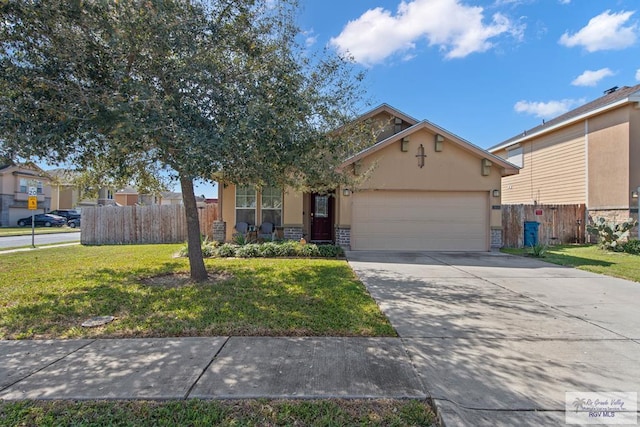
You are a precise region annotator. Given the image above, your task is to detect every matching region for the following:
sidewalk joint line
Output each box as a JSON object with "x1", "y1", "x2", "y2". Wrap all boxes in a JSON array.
[
  {"x1": 183, "y1": 336, "x2": 230, "y2": 399},
  {"x1": 0, "y1": 339, "x2": 96, "y2": 393}
]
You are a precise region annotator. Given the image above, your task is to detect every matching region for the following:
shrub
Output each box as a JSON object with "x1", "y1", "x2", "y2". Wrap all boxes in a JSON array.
[
  {"x1": 299, "y1": 243, "x2": 320, "y2": 257},
  {"x1": 216, "y1": 243, "x2": 238, "y2": 258},
  {"x1": 275, "y1": 240, "x2": 300, "y2": 257},
  {"x1": 529, "y1": 243, "x2": 547, "y2": 258},
  {"x1": 587, "y1": 217, "x2": 638, "y2": 251},
  {"x1": 177, "y1": 239, "x2": 220, "y2": 258},
  {"x1": 622, "y1": 239, "x2": 640, "y2": 255},
  {"x1": 231, "y1": 233, "x2": 251, "y2": 246},
  {"x1": 318, "y1": 245, "x2": 345, "y2": 258},
  {"x1": 235, "y1": 243, "x2": 260, "y2": 258},
  {"x1": 258, "y1": 242, "x2": 279, "y2": 258}
]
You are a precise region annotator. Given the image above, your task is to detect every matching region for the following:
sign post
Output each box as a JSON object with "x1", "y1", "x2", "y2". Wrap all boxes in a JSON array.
[{"x1": 28, "y1": 185, "x2": 37, "y2": 248}]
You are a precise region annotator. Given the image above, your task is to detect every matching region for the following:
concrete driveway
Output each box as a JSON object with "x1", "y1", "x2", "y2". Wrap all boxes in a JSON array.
[{"x1": 347, "y1": 251, "x2": 640, "y2": 426}]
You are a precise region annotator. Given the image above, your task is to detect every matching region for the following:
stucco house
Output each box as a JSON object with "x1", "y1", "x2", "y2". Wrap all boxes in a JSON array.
[
  {"x1": 0, "y1": 163, "x2": 52, "y2": 226},
  {"x1": 216, "y1": 105, "x2": 518, "y2": 251},
  {"x1": 490, "y1": 84, "x2": 640, "y2": 224}
]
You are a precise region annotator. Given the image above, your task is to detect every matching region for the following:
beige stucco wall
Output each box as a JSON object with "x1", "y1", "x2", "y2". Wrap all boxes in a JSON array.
[
  {"x1": 630, "y1": 107, "x2": 640, "y2": 208},
  {"x1": 337, "y1": 127, "x2": 503, "y2": 228},
  {"x1": 497, "y1": 122, "x2": 586, "y2": 205},
  {"x1": 220, "y1": 184, "x2": 304, "y2": 241},
  {"x1": 588, "y1": 106, "x2": 631, "y2": 210}
]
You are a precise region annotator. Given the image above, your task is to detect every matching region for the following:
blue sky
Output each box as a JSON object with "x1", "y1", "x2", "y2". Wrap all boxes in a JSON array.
[
  {"x1": 299, "y1": 0, "x2": 640, "y2": 146},
  {"x1": 195, "y1": 0, "x2": 640, "y2": 197}
]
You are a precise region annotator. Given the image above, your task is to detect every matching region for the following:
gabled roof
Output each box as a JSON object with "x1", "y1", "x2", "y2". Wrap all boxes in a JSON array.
[
  {"x1": 341, "y1": 118, "x2": 519, "y2": 177},
  {"x1": 354, "y1": 103, "x2": 420, "y2": 126},
  {"x1": 489, "y1": 84, "x2": 640, "y2": 152}
]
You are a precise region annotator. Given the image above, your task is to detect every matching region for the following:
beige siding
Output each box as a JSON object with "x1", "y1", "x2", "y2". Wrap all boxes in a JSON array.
[
  {"x1": 500, "y1": 123, "x2": 586, "y2": 204},
  {"x1": 630, "y1": 107, "x2": 640, "y2": 198}
]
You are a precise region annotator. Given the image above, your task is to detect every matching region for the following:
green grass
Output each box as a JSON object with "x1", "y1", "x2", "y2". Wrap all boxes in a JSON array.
[
  {"x1": 0, "y1": 227, "x2": 80, "y2": 237},
  {"x1": 502, "y1": 244, "x2": 640, "y2": 282},
  {"x1": 0, "y1": 399, "x2": 436, "y2": 426},
  {"x1": 0, "y1": 244, "x2": 395, "y2": 339}
]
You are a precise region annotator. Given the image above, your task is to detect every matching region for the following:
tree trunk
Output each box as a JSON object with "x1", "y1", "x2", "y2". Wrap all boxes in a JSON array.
[{"x1": 180, "y1": 174, "x2": 208, "y2": 282}]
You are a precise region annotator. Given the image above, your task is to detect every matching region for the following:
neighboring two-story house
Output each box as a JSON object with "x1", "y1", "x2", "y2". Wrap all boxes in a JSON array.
[
  {"x1": 490, "y1": 84, "x2": 640, "y2": 224},
  {"x1": 0, "y1": 163, "x2": 52, "y2": 226}
]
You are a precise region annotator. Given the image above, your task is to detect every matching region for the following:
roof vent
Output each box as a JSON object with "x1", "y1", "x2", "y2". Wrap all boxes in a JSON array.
[{"x1": 604, "y1": 86, "x2": 619, "y2": 95}]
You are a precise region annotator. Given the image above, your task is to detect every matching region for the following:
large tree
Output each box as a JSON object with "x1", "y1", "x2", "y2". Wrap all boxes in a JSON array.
[{"x1": 0, "y1": 0, "x2": 368, "y2": 281}]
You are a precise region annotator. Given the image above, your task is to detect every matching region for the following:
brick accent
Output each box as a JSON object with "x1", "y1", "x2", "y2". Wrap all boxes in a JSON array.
[
  {"x1": 212, "y1": 220, "x2": 226, "y2": 243},
  {"x1": 335, "y1": 226, "x2": 351, "y2": 249},
  {"x1": 284, "y1": 226, "x2": 303, "y2": 241},
  {"x1": 490, "y1": 228, "x2": 503, "y2": 248}
]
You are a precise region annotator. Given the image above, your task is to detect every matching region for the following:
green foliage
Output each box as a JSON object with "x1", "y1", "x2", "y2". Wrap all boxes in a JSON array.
[
  {"x1": 235, "y1": 243, "x2": 261, "y2": 258},
  {"x1": 216, "y1": 243, "x2": 238, "y2": 258},
  {"x1": 529, "y1": 243, "x2": 548, "y2": 258},
  {"x1": 231, "y1": 233, "x2": 251, "y2": 246},
  {"x1": 0, "y1": 399, "x2": 436, "y2": 426},
  {"x1": 0, "y1": 0, "x2": 369, "y2": 281},
  {"x1": 587, "y1": 217, "x2": 638, "y2": 251},
  {"x1": 622, "y1": 239, "x2": 640, "y2": 255},
  {"x1": 178, "y1": 240, "x2": 345, "y2": 259},
  {"x1": 318, "y1": 244, "x2": 345, "y2": 258}
]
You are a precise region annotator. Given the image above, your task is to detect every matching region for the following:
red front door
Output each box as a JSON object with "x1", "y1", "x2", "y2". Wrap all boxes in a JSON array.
[{"x1": 310, "y1": 193, "x2": 333, "y2": 241}]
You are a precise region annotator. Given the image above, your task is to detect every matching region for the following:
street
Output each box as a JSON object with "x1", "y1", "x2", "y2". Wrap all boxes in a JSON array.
[{"x1": 0, "y1": 231, "x2": 81, "y2": 249}]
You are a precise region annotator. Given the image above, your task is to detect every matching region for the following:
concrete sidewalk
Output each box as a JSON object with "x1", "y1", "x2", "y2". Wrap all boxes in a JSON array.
[{"x1": 0, "y1": 337, "x2": 426, "y2": 401}]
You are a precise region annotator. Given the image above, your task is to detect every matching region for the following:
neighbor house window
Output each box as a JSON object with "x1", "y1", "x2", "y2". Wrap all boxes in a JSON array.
[
  {"x1": 236, "y1": 185, "x2": 256, "y2": 225},
  {"x1": 37, "y1": 181, "x2": 43, "y2": 194},
  {"x1": 507, "y1": 147, "x2": 523, "y2": 168},
  {"x1": 19, "y1": 178, "x2": 27, "y2": 193},
  {"x1": 261, "y1": 186, "x2": 282, "y2": 226}
]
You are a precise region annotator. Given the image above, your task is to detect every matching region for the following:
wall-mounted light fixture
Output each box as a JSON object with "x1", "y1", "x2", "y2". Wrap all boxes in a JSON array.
[
  {"x1": 435, "y1": 134, "x2": 444, "y2": 152},
  {"x1": 492, "y1": 189, "x2": 500, "y2": 197},
  {"x1": 401, "y1": 137, "x2": 409, "y2": 152},
  {"x1": 632, "y1": 190, "x2": 638, "y2": 199},
  {"x1": 342, "y1": 188, "x2": 351, "y2": 197}
]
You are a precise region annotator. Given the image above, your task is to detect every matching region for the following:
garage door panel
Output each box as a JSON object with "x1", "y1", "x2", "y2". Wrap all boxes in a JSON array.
[{"x1": 351, "y1": 191, "x2": 488, "y2": 251}]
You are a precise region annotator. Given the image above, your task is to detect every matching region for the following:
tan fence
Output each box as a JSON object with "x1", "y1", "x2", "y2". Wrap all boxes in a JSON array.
[
  {"x1": 81, "y1": 204, "x2": 218, "y2": 245},
  {"x1": 502, "y1": 204, "x2": 587, "y2": 248}
]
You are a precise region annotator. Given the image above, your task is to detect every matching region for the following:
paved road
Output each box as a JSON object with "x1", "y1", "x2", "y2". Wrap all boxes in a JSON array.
[
  {"x1": 0, "y1": 231, "x2": 80, "y2": 249},
  {"x1": 347, "y1": 251, "x2": 640, "y2": 427}
]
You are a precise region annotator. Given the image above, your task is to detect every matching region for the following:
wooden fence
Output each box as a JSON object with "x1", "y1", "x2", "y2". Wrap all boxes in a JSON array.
[
  {"x1": 502, "y1": 204, "x2": 587, "y2": 248},
  {"x1": 81, "y1": 204, "x2": 218, "y2": 245}
]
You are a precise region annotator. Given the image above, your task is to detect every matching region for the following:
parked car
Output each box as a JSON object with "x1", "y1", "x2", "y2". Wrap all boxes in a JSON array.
[
  {"x1": 67, "y1": 218, "x2": 81, "y2": 228},
  {"x1": 48, "y1": 209, "x2": 81, "y2": 220},
  {"x1": 17, "y1": 214, "x2": 67, "y2": 227}
]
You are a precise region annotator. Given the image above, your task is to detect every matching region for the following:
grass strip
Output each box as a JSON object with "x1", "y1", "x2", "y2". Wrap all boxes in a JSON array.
[
  {"x1": 502, "y1": 244, "x2": 640, "y2": 282},
  {"x1": 0, "y1": 399, "x2": 436, "y2": 426}
]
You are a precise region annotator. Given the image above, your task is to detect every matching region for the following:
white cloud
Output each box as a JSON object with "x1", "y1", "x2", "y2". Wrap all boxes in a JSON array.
[
  {"x1": 559, "y1": 0, "x2": 571, "y2": 4},
  {"x1": 636, "y1": 69, "x2": 640, "y2": 81},
  {"x1": 514, "y1": 99, "x2": 583, "y2": 118},
  {"x1": 329, "y1": 0, "x2": 524, "y2": 65},
  {"x1": 571, "y1": 68, "x2": 615, "y2": 86},
  {"x1": 559, "y1": 10, "x2": 638, "y2": 52}
]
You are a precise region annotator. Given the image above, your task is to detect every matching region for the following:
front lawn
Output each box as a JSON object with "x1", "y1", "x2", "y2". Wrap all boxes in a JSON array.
[
  {"x1": 0, "y1": 399, "x2": 436, "y2": 426},
  {"x1": 502, "y1": 244, "x2": 640, "y2": 282},
  {"x1": 0, "y1": 244, "x2": 395, "y2": 339}
]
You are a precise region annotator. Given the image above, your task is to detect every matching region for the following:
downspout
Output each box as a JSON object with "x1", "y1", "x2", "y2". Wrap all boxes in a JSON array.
[{"x1": 585, "y1": 119, "x2": 589, "y2": 209}]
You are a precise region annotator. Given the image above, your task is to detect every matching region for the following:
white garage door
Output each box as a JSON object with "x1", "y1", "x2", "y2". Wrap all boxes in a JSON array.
[{"x1": 351, "y1": 191, "x2": 489, "y2": 251}]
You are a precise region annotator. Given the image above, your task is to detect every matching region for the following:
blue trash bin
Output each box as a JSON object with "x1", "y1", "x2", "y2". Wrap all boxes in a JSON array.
[{"x1": 523, "y1": 221, "x2": 540, "y2": 247}]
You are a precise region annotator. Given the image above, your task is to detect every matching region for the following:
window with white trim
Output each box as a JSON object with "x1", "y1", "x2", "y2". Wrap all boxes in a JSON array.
[
  {"x1": 19, "y1": 178, "x2": 27, "y2": 193},
  {"x1": 235, "y1": 185, "x2": 256, "y2": 225},
  {"x1": 261, "y1": 186, "x2": 282, "y2": 226},
  {"x1": 507, "y1": 147, "x2": 523, "y2": 168}
]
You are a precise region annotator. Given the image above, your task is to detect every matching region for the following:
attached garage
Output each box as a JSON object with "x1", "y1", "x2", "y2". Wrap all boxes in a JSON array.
[{"x1": 351, "y1": 191, "x2": 489, "y2": 251}]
